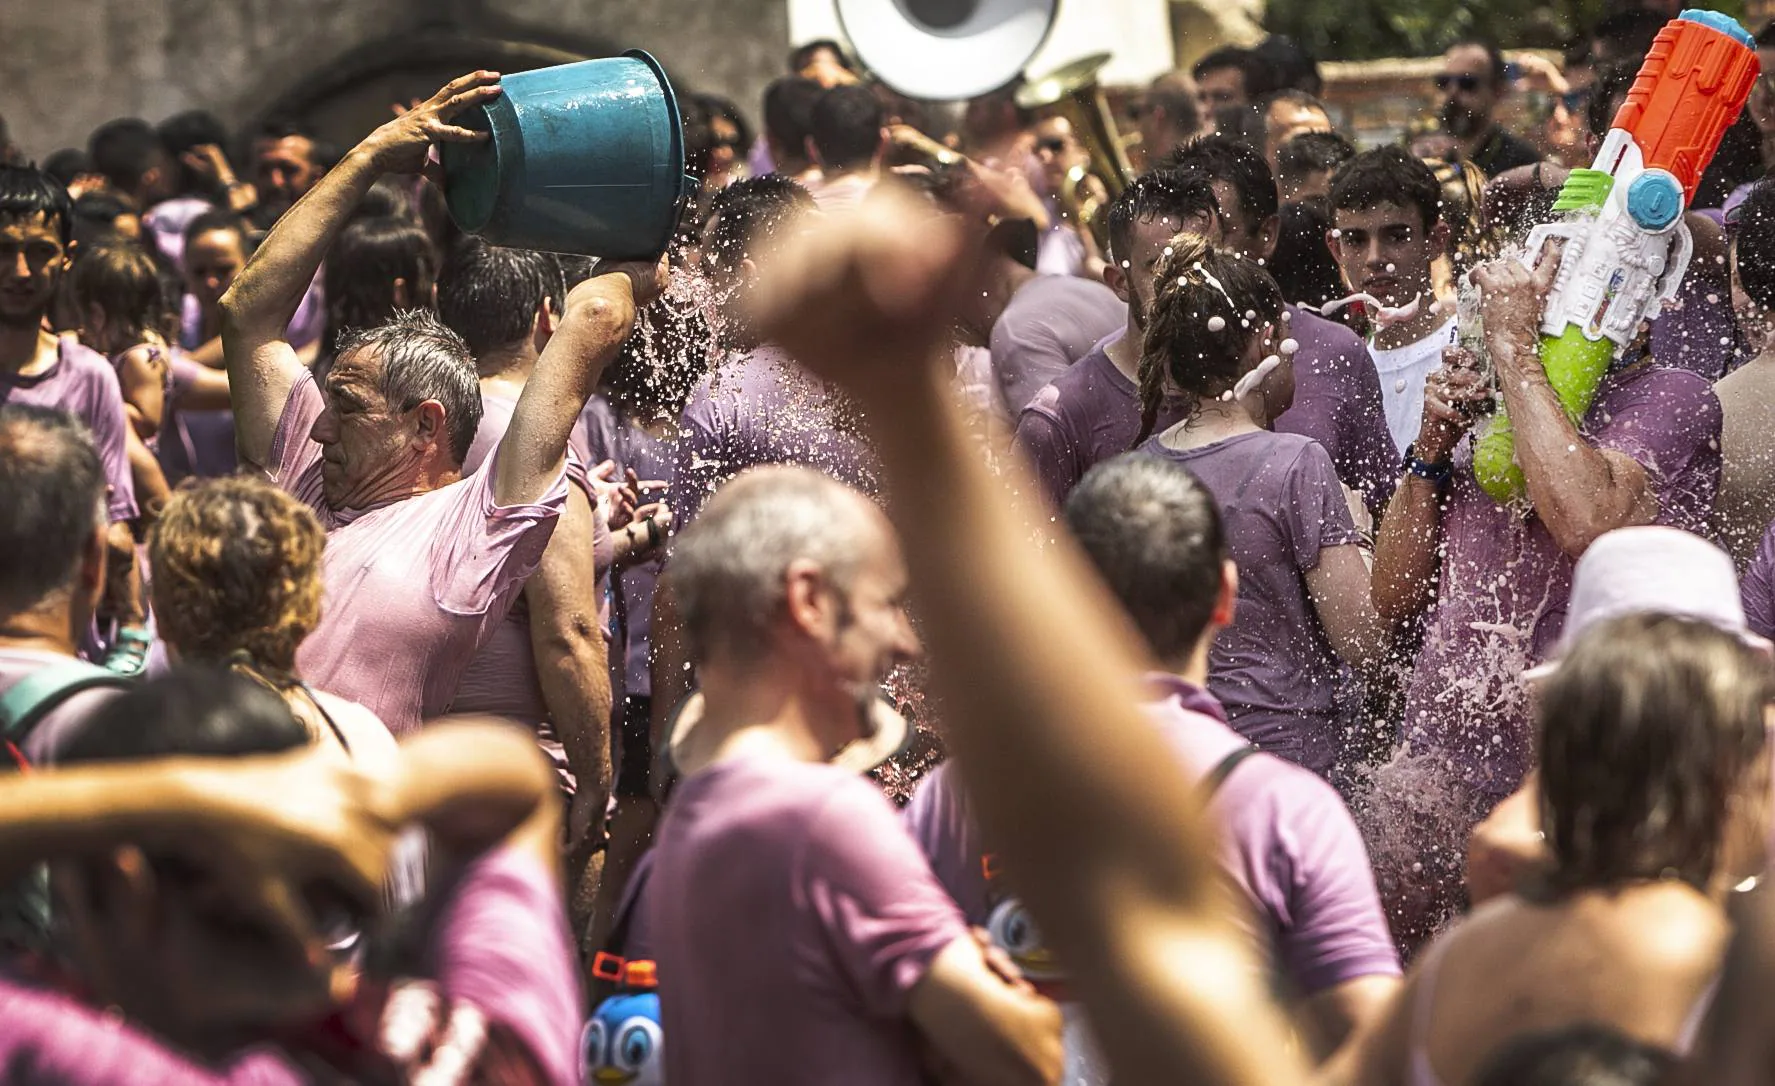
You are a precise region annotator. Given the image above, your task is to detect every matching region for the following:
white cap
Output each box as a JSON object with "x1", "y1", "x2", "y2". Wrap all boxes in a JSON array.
[{"x1": 1524, "y1": 526, "x2": 1771, "y2": 681}]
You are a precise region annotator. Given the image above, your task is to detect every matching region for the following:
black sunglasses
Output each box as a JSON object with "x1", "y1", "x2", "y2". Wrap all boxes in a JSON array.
[{"x1": 1436, "y1": 74, "x2": 1484, "y2": 93}]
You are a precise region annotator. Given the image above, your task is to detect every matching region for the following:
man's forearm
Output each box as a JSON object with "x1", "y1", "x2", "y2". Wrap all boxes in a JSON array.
[
  {"x1": 0, "y1": 763, "x2": 219, "y2": 885},
  {"x1": 528, "y1": 489, "x2": 614, "y2": 818},
  {"x1": 391, "y1": 719, "x2": 556, "y2": 866},
  {"x1": 1371, "y1": 475, "x2": 1441, "y2": 627}
]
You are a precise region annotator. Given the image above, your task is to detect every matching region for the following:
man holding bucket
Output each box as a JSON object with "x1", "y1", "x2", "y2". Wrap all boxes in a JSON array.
[{"x1": 220, "y1": 72, "x2": 667, "y2": 736}]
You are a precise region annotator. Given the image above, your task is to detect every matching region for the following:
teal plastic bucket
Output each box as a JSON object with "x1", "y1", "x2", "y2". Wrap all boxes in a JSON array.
[{"x1": 441, "y1": 50, "x2": 692, "y2": 259}]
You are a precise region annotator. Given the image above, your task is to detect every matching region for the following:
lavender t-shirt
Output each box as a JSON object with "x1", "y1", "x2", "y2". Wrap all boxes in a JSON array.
[
  {"x1": 1273, "y1": 306, "x2": 1399, "y2": 515},
  {"x1": 159, "y1": 352, "x2": 238, "y2": 483},
  {"x1": 269, "y1": 372, "x2": 566, "y2": 736},
  {"x1": 672, "y1": 345, "x2": 878, "y2": 529},
  {"x1": 581, "y1": 406, "x2": 676, "y2": 699},
  {"x1": 903, "y1": 675, "x2": 1400, "y2": 995},
  {"x1": 0, "y1": 846, "x2": 579, "y2": 1086},
  {"x1": 1139, "y1": 431, "x2": 1363, "y2": 774},
  {"x1": 1014, "y1": 330, "x2": 1186, "y2": 506},
  {"x1": 989, "y1": 274, "x2": 1126, "y2": 418},
  {"x1": 647, "y1": 756, "x2": 968, "y2": 1086},
  {"x1": 1403, "y1": 363, "x2": 1722, "y2": 801},
  {"x1": 1744, "y1": 519, "x2": 1775, "y2": 641},
  {"x1": 1, "y1": 338, "x2": 137, "y2": 524}
]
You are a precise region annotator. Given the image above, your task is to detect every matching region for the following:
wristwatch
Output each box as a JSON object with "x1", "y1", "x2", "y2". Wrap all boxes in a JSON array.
[{"x1": 1403, "y1": 443, "x2": 1453, "y2": 486}]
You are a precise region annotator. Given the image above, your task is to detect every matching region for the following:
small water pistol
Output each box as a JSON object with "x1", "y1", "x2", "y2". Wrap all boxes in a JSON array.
[{"x1": 1471, "y1": 9, "x2": 1759, "y2": 504}]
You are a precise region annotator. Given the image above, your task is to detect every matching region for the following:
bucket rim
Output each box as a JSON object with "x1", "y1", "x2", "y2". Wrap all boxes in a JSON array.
[{"x1": 622, "y1": 48, "x2": 692, "y2": 258}]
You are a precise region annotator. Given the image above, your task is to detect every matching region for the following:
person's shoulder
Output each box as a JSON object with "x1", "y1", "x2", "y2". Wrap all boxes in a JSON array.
[
  {"x1": 1287, "y1": 306, "x2": 1366, "y2": 355},
  {"x1": 309, "y1": 689, "x2": 400, "y2": 771},
  {"x1": 1609, "y1": 363, "x2": 1721, "y2": 417}
]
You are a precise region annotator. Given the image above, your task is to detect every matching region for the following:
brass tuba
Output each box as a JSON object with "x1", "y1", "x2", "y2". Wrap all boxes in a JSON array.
[{"x1": 1015, "y1": 52, "x2": 1135, "y2": 250}]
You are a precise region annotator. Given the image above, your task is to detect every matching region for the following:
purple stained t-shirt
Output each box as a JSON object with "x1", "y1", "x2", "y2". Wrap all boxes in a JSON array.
[
  {"x1": 269, "y1": 372, "x2": 566, "y2": 736},
  {"x1": 903, "y1": 674, "x2": 1400, "y2": 995},
  {"x1": 0, "y1": 846, "x2": 579, "y2": 1086},
  {"x1": 581, "y1": 406, "x2": 676, "y2": 699},
  {"x1": 2, "y1": 338, "x2": 137, "y2": 524},
  {"x1": 1139, "y1": 431, "x2": 1364, "y2": 775},
  {"x1": 1014, "y1": 330, "x2": 1186, "y2": 506},
  {"x1": 1744, "y1": 519, "x2": 1775, "y2": 641},
  {"x1": 989, "y1": 274, "x2": 1126, "y2": 419},
  {"x1": 672, "y1": 345, "x2": 878, "y2": 529},
  {"x1": 1403, "y1": 362, "x2": 1722, "y2": 802},
  {"x1": 1273, "y1": 306, "x2": 1399, "y2": 515},
  {"x1": 647, "y1": 756, "x2": 968, "y2": 1086}
]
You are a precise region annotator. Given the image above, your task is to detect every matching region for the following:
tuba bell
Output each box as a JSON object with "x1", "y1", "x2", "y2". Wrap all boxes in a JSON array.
[{"x1": 1015, "y1": 52, "x2": 1134, "y2": 250}]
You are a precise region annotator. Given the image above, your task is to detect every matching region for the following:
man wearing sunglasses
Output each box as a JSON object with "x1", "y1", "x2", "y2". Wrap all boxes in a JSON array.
[{"x1": 1437, "y1": 40, "x2": 1542, "y2": 179}]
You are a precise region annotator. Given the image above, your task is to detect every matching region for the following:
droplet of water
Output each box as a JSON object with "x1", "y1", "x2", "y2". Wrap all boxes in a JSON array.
[
  {"x1": 1208, "y1": 315, "x2": 1227, "y2": 331},
  {"x1": 1395, "y1": 378, "x2": 1407, "y2": 393},
  {"x1": 1385, "y1": 263, "x2": 1397, "y2": 273},
  {"x1": 1220, "y1": 389, "x2": 1235, "y2": 401},
  {"x1": 1567, "y1": 444, "x2": 1576, "y2": 453},
  {"x1": 1707, "y1": 293, "x2": 1721, "y2": 305},
  {"x1": 1330, "y1": 229, "x2": 1342, "y2": 239},
  {"x1": 1280, "y1": 338, "x2": 1300, "y2": 355}
]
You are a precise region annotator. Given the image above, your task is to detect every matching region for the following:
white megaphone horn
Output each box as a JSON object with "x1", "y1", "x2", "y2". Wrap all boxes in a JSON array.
[{"x1": 834, "y1": 0, "x2": 1060, "y2": 100}]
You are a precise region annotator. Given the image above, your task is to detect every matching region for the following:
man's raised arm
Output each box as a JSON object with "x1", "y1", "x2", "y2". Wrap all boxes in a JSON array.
[{"x1": 219, "y1": 72, "x2": 502, "y2": 473}]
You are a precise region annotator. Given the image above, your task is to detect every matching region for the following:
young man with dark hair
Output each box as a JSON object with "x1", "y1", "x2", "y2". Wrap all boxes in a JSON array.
[
  {"x1": 760, "y1": 76, "x2": 826, "y2": 183},
  {"x1": 1191, "y1": 45, "x2": 1279, "y2": 119},
  {"x1": 1327, "y1": 146, "x2": 1453, "y2": 453},
  {"x1": 1168, "y1": 136, "x2": 1399, "y2": 514},
  {"x1": 85, "y1": 118, "x2": 176, "y2": 213},
  {"x1": 1257, "y1": 89, "x2": 1334, "y2": 171},
  {"x1": 1438, "y1": 39, "x2": 1541, "y2": 177},
  {"x1": 250, "y1": 119, "x2": 335, "y2": 227},
  {"x1": 805, "y1": 84, "x2": 885, "y2": 211},
  {"x1": 1276, "y1": 129, "x2": 1355, "y2": 201}
]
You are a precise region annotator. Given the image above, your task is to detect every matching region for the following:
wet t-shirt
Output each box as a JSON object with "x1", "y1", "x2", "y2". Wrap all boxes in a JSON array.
[
  {"x1": 2, "y1": 338, "x2": 137, "y2": 524},
  {"x1": 160, "y1": 352, "x2": 238, "y2": 483},
  {"x1": 581, "y1": 407, "x2": 676, "y2": 699},
  {"x1": 1741, "y1": 519, "x2": 1775, "y2": 642},
  {"x1": 990, "y1": 274, "x2": 1126, "y2": 419},
  {"x1": 1274, "y1": 306, "x2": 1400, "y2": 515},
  {"x1": 1015, "y1": 330, "x2": 1186, "y2": 506},
  {"x1": 1139, "y1": 431, "x2": 1363, "y2": 775},
  {"x1": 672, "y1": 345, "x2": 878, "y2": 529},
  {"x1": 270, "y1": 372, "x2": 566, "y2": 735},
  {"x1": 903, "y1": 675, "x2": 1400, "y2": 995},
  {"x1": 1402, "y1": 363, "x2": 1722, "y2": 802},
  {"x1": 648, "y1": 756, "x2": 967, "y2": 1085},
  {"x1": 1369, "y1": 318, "x2": 1457, "y2": 454}
]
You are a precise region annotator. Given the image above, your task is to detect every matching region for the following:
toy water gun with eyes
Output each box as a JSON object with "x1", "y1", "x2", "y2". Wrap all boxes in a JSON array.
[
  {"x1": 1471, "y1": 9, "x2": 1759, "y2": 505},
  {"x1": 583, "y1": 960, "x2": 664, "y2": 1086}
]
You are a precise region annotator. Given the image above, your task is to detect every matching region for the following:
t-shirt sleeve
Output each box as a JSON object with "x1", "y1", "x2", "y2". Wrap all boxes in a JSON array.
[
  {"x1": 1013, "y1": 392, "x2": 1081, "y2": 508},
  {"x1": 1265, "y1": 777, "x2": 1403, "y2": 993},
  {"x1": 1592, "y1": 369, "x2": 1723, "y2": 535},
  {"x1": 431, "y1": 446, "x2": 567, "y2": 618},
  {"x1": 266, "y1": 369, "x2": 330, "y2": 516},
  {"x1": 1284, "y1": 440, "x2": 1363, "y2": 572},
  {"x1": 1743, "y1": 521, "x2": 1775, "y2": 642},
  {"x1": 991, "y1": 316, "x2": 1071, "y2": 420},
  {"x1": 431, "y1": 846, "x2": 582, "y2": 1086},
  {"x1": 798, "y1": 779, "x2": 971, "y2": 1019},
  {"x1": 86, "y1": 361, "x2": 138, "y2": 524}
]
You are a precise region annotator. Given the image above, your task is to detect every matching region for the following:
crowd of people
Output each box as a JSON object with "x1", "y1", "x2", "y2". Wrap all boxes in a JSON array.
[{"x1": 11, "y1": 6, "x2": 1775, "y2": 1084}]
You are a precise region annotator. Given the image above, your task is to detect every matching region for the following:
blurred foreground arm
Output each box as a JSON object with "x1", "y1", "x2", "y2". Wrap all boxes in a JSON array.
[{"x1": 748, "y1": 194, "x2": 1307, "y2": 1086}]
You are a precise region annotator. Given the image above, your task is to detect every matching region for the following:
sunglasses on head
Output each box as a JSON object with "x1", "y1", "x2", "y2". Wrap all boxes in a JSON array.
[{"x1": 1436, "y1": 74, "x2": 1484, "y2": 93}]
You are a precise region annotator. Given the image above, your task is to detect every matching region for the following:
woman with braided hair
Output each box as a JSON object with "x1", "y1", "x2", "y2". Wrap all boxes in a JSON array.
[
  {"x1": 1135, "y1": 233, "x2": 1387, "y2": 782},
  {"x1": 148, "y1": 475, "x2": 398, "y2": 770}
]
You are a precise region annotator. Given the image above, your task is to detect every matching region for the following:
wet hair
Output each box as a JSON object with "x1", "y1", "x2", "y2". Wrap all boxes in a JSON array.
[
  {"x1": 332, "y1": 309, "x2": 482, "y2": 465},
  {"x1": 1190, "y1": 46, "x2": 1280, "y2": 101},
  {"x1": 1733, "y1": 183, "x2": 1775, "y2": 311},
  {"x1": 1446, "y1": 38, "x2": 1508, "y2": 89},
  {"x1": 810, "y1": 84, "x2": 885, "y2": 172},
  {"x1": 41, "y1": 149, "x2": 92, "y2": 189},
  {"x1": 1472, "y1": 1026, "x2": 1677, "y2": 1086},
  {"x1": 1253, "y1": 35, "x2": 1322, "y2": 96},
  {"x1": 1537, "y1": 613, "x2": 1774, "y2": 896},
  {"x1": 86, "y1": 118, "x2": 165, "y2": 195},
  {"x1": 435, "y1": 237, "x2": 563, "y2": 358},
  {"x1": 0, "y1": 165, "x2": 72, "y2": 246},
  {"x1": 1163, "y1": 134, "x2": 1280, "y2": 231},
  {"x1": 156, "y1": 109, "x2": 231, "y2": 196},
  {"x1": 670, "y1": 465, "x2": 874, "y2": 664},
  {"x1": 1328, "y1": 145, "x2": 1442, "y2": 231},
  {"x1": 322, "y1": 213, "x2": 438, "y2": 354},
  {"x1": 1270, "y1": 198, "x2": 1346, "y2": 309},
  {"x1": 68, "y1": 243, "x2": 167, "y2": 344},
  {"x1": 702, "y1": 173, "x2": 815, "y2": 274},
  {"x1": 1276, "y1": 130, "x2": 1355, "y2": 193},
  {"x1": 600, "y1": 299, "x2": 713, "y2": 423},
  {"x1": 1106, "y1": 168, "x2": 1221, "y2": 266},
  {"x1": 1064, "y1": 454, "x2": 1228, "y2": 660},
  {"x1": 1135, "y1": 233, "x2": 1285, "y2": 441},
  {"x1": 0, "y1": 404, "x2": 106, "y2": 616},
  {"x1": 55, "y1": 667, "x2": 307, "y2": 766},
  {"x1": 149, "y1": 476, "x2": 325, "y2": 680},
  {"x1": 762, "y1": 76, "x2": 826, "y2": 158},
  {"x1": 789, "y1": 39, "x2": 855, "y2": 75},
  {"x1": 1697, "y1": 113, "x2": 1762, "y2": 211}
]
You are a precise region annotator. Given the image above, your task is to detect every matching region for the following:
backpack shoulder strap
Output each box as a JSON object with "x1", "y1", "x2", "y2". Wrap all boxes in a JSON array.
[
  {"x1": 1203, "y1": 745, "x2": 1261, "y2": 798},
  {"x1": 0, "y1": 659, "x2": 131, "y2": 743}
]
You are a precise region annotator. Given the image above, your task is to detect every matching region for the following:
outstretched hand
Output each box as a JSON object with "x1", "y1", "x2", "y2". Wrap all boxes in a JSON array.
[
  {"x1": 361, "y1": 71, "x2": 502, "y2": 176},
  {"x1": 745, "y1": 193, "x2": 983, "y2": 404}
]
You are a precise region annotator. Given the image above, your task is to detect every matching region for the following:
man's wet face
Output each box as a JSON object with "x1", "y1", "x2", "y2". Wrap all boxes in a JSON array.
[
  {"x1": 1332, "y1": 201, "x2": 1438, "y2": 309},
  {"x1": 0, "y1": 211, "x2": 67, "y2": 328},
  {"x1": 1120, "y1": 210, "x2": 1216, "y2": 328}
]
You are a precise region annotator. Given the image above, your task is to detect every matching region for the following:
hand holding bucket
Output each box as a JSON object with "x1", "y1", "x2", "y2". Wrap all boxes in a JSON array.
[{"x1": 359, "y1": 71, "x2": 504, "y2": 177}]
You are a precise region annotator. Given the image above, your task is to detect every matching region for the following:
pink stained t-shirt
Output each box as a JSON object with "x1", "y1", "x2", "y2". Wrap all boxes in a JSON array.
[
  {"x1": 269, "y1": 372, "x2": 566, "y2": 736},
  {"x1": 1, "y1": 338, "x2": 138, "y2": 524},
  {"x1": 646, "y1": 756, "x2": 970, "y2": 1086}
]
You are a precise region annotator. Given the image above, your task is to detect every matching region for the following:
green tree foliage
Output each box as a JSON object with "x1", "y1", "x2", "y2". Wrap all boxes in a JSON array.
[{"x1": 1262, "y1": 0, "x2": 1745, "y2": 60}]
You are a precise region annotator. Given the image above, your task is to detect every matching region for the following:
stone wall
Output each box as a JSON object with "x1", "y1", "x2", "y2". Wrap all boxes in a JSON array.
[{"x1": 0, "y1": 0, "x2": 790, "y2": 161}]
